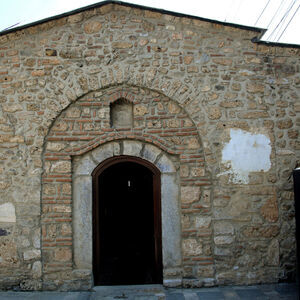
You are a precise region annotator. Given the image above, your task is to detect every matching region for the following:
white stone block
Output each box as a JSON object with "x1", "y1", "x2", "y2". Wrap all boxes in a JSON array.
[{"x1": 0, "y1": 203, "x2": 16, "y2": 223}]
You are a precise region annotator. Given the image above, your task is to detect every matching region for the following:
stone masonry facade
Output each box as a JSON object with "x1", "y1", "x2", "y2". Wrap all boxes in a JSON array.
[{"x1": 0, "y1": 1, "x2": 299, "y2": 291}]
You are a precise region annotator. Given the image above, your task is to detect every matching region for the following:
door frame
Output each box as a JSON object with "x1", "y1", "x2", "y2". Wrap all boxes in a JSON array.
[{"x1": 92, "y1": 155, "x2": 162, "y2": 285}]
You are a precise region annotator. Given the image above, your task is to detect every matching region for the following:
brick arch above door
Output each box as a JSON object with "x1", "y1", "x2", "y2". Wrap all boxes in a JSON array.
[{"x1": 41, "y1": 85, "x2": 213, "y2": 289}]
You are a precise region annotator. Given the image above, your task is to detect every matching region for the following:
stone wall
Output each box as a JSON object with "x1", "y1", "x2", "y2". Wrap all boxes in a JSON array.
[{"x1": 0, "y1": 2, "x2": 299, "y2": 290}]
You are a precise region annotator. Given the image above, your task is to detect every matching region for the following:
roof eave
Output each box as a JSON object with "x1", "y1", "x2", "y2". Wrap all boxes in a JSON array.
[{"x1": 0, "y1": 0, "x2": 299, "y2": 48}]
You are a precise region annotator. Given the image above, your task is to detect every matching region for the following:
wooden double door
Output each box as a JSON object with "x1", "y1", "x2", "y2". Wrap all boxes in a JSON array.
[{"x1": 92, "y1": 156, "x2": 162, "y2": 285}]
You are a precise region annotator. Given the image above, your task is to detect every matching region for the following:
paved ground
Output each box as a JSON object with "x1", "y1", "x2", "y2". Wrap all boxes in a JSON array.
[{"x1": 0, "y1": 283, "x2": 298, "y2": 299}]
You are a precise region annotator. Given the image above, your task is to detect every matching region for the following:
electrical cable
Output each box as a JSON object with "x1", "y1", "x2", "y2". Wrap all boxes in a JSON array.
[
  {"x1": 277, "y1": 3, "x2": 300, "y2": 41},
  {"x1": 267, "y1": 0, "x2": 296, "y2": 40},
  {"x1": 273, "y1": 0, "x2": 297, "y2": 41},
  {"x1": 255, "y1": 0, "x2": 272, "y2": 26},
  {"x1": 266, "y1": 0, "x2": 286, "y2": 28}
]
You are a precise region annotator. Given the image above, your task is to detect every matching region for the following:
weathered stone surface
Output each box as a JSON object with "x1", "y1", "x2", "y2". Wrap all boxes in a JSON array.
[
  {"x1": 276, "y1": 119, "x2": 293, "y2": 129},
  {"x1": 214, "y1": 221, "x2": 234, "y2": 235},
  {"x1": 266, "y1": 239, "x2": 279, "y2": 266},
  {"x1": 242, "y1": 225, "x2": 280, "y2": 238},
  {"x1": 123, "y1": 140, "x2": 142, "y2": 157},
  {"x1": 191, "y1": 167, "x2": 205, "y2": 177},
  {"x1": 207, "y1": 107, "x2": 222, "y2": 119},
  {"x1": 73, "y1": 175, "x2": 92, "y2": 269},
  {"x1": 195, "y1": 216, "x2": 211, "y2": 229},
  {"x1": 186, "y1": 137, "x2": 200, "y2": 149},
  {"x1": 260, "y1": 195, "x2": 279, "y2": 222},
  {"x1": 23, "y1": 249, "x2": 41, "y2": 261},
  {"x1": 156, "y1": 155, "x2": 176, "y2": 173},
  {"x1": 32, "y1": 261, "x2": 42, "y2": 279},
  {"x1": 73, "y1": 154, "x2": 96, "y2": 176},
  {"x1": 111, "y1": 101, "x2": 133, "y2": 128},
  {"x1": 228, "y1": 191, "x2": 250, "y2": 218},
  {"x1": 33, "y1": 229, "x2": 40, "y2": 249},
  {"x1": 161, "y1": 173, "x2": 181, "y2": 267},
  {"x1": 168, "y1": 102, "x2": 181, "y2": 114},
  {"x1": 83, "y1": 21, "x2": 102, "y2": 34},
  {"x1": 92, "y1": 142, "x2": 120, "y2": 163},
  {"x1": 247, "y1": 83, "x2": 264, "y2": 93},
  {"x1": 181, "y1": 186, "x2": 200, "y2": 204},
  {"x1": 112, "y1": 42, "x2": 132, "y2": 49},
  {"x1": 214, "y1": 247, "x2": 231, "y2": 256},
  {"x1": 180, "y1": 165, "x2": 189, "y2": 177},
  {"x1": 0, "y1": 237, "x2": 18, "y2": 266},
  {"x1": 142, "y1": 143, "x2": 161, "y2": 163},
  {"x1": 66, "y1": 107, "x2": 81, "y2": 118},
  {"x1": 133, "y1": 104, "x2": 148, "y2": 116},
  {"x1": 46, "y1": 142, "x2": 65, "y2": 152},
  {"x1": 0, "y1": 203, "x2": 16, "y2": 223},
  {"x1": 183, "y1": 239, "x2": 202, "y2": 256},
  {"x1": 50, "y1": 161, "x2": 71, "y2": 173},
  {"x1": 54, "y1": 248, "x2": 72, "y2": 262},
  {"x1": 2, "y1": 104, "x2": 22, "y2": 112},
  {"x1": 214, "y1": 236, "x2": 234, "y2": 245}
]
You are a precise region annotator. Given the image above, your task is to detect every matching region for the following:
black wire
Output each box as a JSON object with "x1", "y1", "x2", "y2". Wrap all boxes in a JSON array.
[
  {"x1": 273, "y1": 0, "x2": 297, "y2": 41},
  {"x1": 267, "y1": 0, "x2": 296, "y2": 40},
  {"x1": 277, "y1": 3, "x2": 300, "y2": 41},
  {"x1": 266, "y1": 0, "x2": 286, "y2": 28},
  {"x1": 255, "y1": 0, "x2": 272, "y2": 26}
]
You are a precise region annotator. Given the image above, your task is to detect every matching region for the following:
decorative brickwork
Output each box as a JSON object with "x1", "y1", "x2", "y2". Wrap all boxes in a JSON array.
[{"x1": 42, "y1": 86, "x2": 211, "y2": 289}]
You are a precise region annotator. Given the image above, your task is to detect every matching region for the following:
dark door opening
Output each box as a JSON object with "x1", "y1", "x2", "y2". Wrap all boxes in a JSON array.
[{"x1": 92, "y1": 156, "x2": 162, "y2": 285}]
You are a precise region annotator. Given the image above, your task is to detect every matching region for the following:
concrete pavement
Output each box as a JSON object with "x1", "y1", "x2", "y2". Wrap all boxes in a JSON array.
[{"x1": 0, "y1": 283, "x2": 298, "y2": 299}]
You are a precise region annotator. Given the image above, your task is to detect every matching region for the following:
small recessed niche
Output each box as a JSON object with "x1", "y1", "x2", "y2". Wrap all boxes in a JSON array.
[{"x1": 110, "y1": 98, "x2": 133, "y2": 128}]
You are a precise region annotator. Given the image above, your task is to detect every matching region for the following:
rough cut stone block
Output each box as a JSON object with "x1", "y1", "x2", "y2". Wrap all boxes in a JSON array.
[
  {"x1": 83, "y1": 21, "x2": 102, "y2": 34},
  {"x1": 92, "y1": 142, "x2": 119, "y2": 163},
  {"x1": 183, "y1": 239, "x2": 202, "y2": 256},
  {"x1": 214, "y1": 221, "x2": 234, "y2": 235},
  {"x1": 133, "y1": 104, "x2": 148, "y2": 116},
  {"x1": 123, "y1": 140, "x2": 142, "y2": 157},
  {"x1": 73, "y1": 154, "x2": 96, "y2": 176},
  {"x1": 267, "y1": 239, "x2": 279, "y2": 266},
  {"x1": 50, "y1": 161, "x2": 71, "y2": 173},
  {"x1": 181, "y1": 186, "x2": 200, "y2": 204},
  {"x1": 32, "y1": 261, "x2": 42, "y2": 279},
  {"x1": 161, "y1": 174, "x2": 181, "y2": 268},
  {"x1": 142, "y1": 143, "x2": 161, "y2": 163},
  {"x1": 156, "y1": 155, "x2": 176, "y2": 173},
  {"x1": 195, "y1": 216, "x2": 211, "y2": 229},
  {"x1": 73, "y1": 176, "x2": 92, "y2": 269},
  {"x1": 0, "y1": 237, "x2": 18, "y2": 266},
  {"x1": 23, "y1": 249, "x2": 41, "y2": 261},
  {"x1": 0, "y1": 203, "x2": 16, "y2": 223},
  {"x1": 54, "y1": 248, "x2": 72, "y2": 262},
  {"x1": 214, "y1": 236, "x2": 234, "y2": 245}
]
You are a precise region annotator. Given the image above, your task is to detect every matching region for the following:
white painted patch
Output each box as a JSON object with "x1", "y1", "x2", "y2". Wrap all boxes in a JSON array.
[
  {"x1": 0, "y1": 202, "x2": 16, "y2": 222},
  {"x1": 220, "y1": 129, "x2": 271, "y2": 184}
]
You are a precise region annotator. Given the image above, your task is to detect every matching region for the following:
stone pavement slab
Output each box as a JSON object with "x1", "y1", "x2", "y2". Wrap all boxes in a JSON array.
[{"x1": 0, "y1": 283, "x2": 298, "y2": 300}]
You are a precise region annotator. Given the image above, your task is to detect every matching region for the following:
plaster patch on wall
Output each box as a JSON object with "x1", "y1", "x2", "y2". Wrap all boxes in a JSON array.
[{"x1": 219, "y1": 129, "x2": 271, "y2": 184}]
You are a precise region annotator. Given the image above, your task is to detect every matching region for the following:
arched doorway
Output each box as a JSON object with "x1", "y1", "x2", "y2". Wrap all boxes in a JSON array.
[{"x1": 92, "y1": 156, "x2": 162, "y2": 285}]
